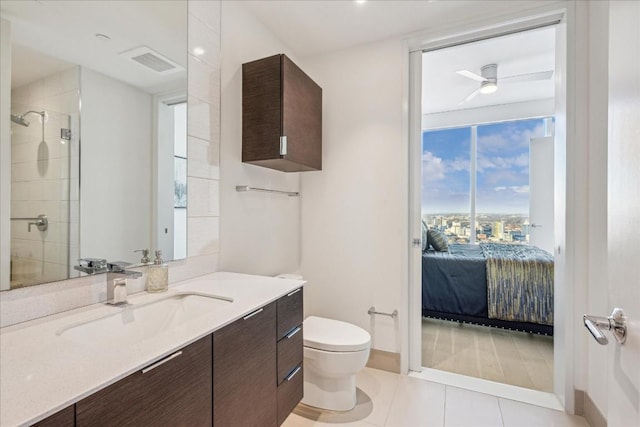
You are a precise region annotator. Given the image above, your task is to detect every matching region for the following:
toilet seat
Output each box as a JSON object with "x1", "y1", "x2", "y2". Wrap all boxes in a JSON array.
[{"x1": 303, "y1": 316, "x2": 370, "y2": 352}]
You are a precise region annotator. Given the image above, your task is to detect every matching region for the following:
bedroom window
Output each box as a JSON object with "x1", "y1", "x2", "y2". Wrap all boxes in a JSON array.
[{"x1": 422, "y1": 117, "x2": 549, "y2": 245}]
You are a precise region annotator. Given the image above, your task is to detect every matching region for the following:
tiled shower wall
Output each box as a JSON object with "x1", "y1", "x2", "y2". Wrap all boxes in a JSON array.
[
  {"x1": 1, "y1": 1, "x2": 221, "y2": 326},
  {"x1": 10, "y1": 67, "x2": 80, "y2": 288}
]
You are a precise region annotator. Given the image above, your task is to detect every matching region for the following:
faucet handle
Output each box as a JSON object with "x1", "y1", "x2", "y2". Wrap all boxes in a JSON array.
[
  {"x1": 134, "y1": 249, "x2": 151, "y2": 264},
  {"x1": 107, "y1": 261, "x2": 132, "y2": 272},
  {"x1": 79, "y1": 258, "x2": 107, "y2": 268}
]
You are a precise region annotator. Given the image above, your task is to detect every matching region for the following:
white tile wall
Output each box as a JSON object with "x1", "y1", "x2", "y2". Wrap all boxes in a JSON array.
[
  {"x1": 1, "y1": 0, "x2": 222, "y2": 328},
  {"x1": 9, "y1": 67, "x2": 79, "y2": 290}
]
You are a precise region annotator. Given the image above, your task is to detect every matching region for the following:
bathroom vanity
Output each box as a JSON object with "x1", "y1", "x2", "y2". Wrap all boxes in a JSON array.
[{"x1": 0, "y1": 273, "x2": 304, "y2": 427}]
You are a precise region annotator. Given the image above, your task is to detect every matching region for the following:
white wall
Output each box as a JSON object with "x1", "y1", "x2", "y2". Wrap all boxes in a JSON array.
[
  {"x1": 218, "y1": 1, "x2": 301, "y2": 277},
  {"x1": 300, "y1": 38, "x2": 404, "y2": 353},
  {"x1": 0, "y1": 18, "x2": 11, "y2": 290},
  {"x1": 80, "y1": 68, "x2": 152, "y2": 264}
]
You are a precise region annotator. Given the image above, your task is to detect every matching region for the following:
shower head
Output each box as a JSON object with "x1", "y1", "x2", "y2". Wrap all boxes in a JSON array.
[
  {"x1": 11, "y1": 114, "x2": 29, "y2": 127},
  {"x1": 10, "y1": 110, "x2": 45, "y2": 127}
]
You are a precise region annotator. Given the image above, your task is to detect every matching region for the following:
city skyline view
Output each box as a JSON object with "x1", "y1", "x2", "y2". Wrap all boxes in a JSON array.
[{"x1": 422, "y1": 118, "x2": 547, "y2": 215}]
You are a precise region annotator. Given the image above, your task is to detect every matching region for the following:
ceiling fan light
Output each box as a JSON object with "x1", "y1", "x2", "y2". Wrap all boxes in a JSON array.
[{"x1": 480, "y1": 81, "x2": 497, "y2": 94}]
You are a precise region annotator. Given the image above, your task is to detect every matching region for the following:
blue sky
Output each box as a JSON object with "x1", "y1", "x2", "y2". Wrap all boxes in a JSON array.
[{"x1": 422, "y1": 118, "x2": 545, "y2": 214}]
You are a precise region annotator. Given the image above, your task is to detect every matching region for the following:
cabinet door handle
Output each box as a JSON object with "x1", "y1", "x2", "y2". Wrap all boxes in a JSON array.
[
  {"x1": 286, "y1": 366, "x2": 302, "y2": 382},
  {"x1": 287, "y1": 288, "x2": 301, "y2": 297},
  {"x1": 285, "y1": 326, "x2": 301, "y2": 339},
  {"x1": 243, "y1": 308, "x2": 263, "y2": 320},
  {"x1": 141, "y1": 351, "x2": 183, "y2": 374}
]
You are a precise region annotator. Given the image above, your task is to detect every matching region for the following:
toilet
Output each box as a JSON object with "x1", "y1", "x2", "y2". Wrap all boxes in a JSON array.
[{"x1": 301, "y1": 316, "x2": 371, "y2": 411}]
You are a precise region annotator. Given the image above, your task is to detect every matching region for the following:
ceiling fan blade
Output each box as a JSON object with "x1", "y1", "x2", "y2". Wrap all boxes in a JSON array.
[
  {"x1": 458, "y1": 87, "x2": 481, "y2": 105},
  {"x1": 456, "y1": 69, "x2": 487, "y2": 82},
  {"x1": 501, "y1": 70, "x2": 554, "y2": 83}
]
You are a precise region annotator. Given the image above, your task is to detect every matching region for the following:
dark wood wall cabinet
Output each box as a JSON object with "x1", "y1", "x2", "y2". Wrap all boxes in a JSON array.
[
  {"x1": 243, "y1": 54, "x2": 322, "y2": 172},
  {"x1": 31, "y1": 289, "x2": 304, "y2": 427}
]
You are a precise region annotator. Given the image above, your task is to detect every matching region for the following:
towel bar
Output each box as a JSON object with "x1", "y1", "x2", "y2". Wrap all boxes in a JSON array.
[{"x1": 368, "y1": 306, "x2": 398, "y2": 318}]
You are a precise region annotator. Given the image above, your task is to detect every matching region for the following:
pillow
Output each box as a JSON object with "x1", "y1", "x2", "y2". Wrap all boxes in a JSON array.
[
  {"x1": 421, "y1": 221, "x2": 428, "y2": 251},
  {"x1": 427, "y1": 229, "x2": 449, "y2": 252}
]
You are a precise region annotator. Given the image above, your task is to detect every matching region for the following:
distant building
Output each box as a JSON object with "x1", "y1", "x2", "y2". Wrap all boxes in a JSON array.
[{"x1": 493, "y1": 221, "x2": 504, "y2": 239}]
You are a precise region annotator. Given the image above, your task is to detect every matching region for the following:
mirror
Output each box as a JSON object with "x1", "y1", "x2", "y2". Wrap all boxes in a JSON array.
[{"x1": 0, "y1": 1, "x2": 187, "y2": 290}]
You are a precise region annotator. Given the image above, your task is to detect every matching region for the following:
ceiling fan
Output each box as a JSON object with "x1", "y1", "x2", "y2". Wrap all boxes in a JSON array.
[{"x1": 456, "y1": 64, "x2": 553, "y2": 104}]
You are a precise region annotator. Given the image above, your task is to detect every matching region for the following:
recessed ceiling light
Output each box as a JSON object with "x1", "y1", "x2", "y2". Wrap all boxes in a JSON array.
[
  {"x1": 355, "y1": 0, "x2": 367, "y2": 4},
  {"x1": 95, "y1": 33, "x2": 111, "y2": 42},
  {"x1": 193, "y1": 47, "x2": 205, "y2": 56}
]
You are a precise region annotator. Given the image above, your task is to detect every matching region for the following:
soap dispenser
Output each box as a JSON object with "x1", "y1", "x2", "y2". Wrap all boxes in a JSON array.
[{"x1": 146, "y1": 250, "x2": 168, "y2": 293}]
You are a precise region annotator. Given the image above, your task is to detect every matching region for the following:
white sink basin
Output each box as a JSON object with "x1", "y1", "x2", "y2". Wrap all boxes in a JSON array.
[{"x1": 56, "y1": 292, "x2": 233, "y2": 348}]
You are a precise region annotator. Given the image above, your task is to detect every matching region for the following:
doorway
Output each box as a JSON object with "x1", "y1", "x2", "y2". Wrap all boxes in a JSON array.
[{"x1": 406, "y1": 9, "x2": 570, "y2": 410}]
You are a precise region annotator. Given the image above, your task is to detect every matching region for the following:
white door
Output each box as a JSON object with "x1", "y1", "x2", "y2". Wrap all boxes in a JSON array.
[
  {"x1": 606, "y1": 1, "x2": 640, "y2": 425},
  {"x1": 529, "y1": 136, "x2": 554, "y2": 253}
]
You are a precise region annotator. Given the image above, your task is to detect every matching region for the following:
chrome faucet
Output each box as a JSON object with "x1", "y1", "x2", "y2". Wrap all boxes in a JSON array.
[
  {"x1": 105, "y1": 261, "x2": 143, "y2": 306},
  {"x1": 74, "y1": 258, "x2": 108, "y2": 275},
  {"x1": 107, "y1": 277, "x2": 129, "y2": 306}
]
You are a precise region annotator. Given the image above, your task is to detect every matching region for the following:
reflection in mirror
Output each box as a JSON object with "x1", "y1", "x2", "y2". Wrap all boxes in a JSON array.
[{"x1": 0, "y1": 1, "x2": 187, "y2": 290}]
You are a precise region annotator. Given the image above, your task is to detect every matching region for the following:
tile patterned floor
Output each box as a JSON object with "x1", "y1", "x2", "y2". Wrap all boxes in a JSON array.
[
  {"x1": 282, "y1": 368, "x2": 589, "y2": 427},
  {"x1": 421, "y1": 318, "x2": 554, "y2": 392}
]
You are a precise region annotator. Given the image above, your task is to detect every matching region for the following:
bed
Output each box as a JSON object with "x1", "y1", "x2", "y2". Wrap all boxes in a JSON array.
[{"x1": 422, "y1": 243, "x2": 554, "y2": 335}]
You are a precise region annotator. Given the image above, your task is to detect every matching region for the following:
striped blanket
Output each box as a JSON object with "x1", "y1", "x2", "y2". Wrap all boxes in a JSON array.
[{"x1": 480, "y1": 243, "x2": 554, "y2": 326}]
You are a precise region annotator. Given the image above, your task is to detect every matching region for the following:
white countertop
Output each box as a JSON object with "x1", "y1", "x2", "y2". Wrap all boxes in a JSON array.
[{"x1": 0, "y1": 272, "x2": 305, "y2": 427}]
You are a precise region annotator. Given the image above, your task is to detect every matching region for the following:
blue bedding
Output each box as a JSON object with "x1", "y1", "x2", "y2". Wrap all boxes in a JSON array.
[
  {"x1": 422, "y1": 243, "x2": 554, "y2": 334},
  {"x1": 422, "y1": 244, "x2": 487, "y2": 317}
]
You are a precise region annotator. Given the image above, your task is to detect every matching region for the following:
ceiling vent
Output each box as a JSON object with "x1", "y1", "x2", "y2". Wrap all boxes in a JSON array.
[{"x1": 119, "y1": 46, "x2": 184, "y2": 75}]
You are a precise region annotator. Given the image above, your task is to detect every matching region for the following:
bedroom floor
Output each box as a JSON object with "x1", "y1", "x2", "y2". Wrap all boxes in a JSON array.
[{"x1": 421, "y1": 318, "x2": 554, "y2": 392}]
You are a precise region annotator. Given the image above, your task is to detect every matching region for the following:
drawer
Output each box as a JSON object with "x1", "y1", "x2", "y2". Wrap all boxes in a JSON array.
[
  {"x1": 277, "y1": 324, "x2": 303, "y2": 384},
  {"x1": 277, "y1": 363, "x2": 303, "y2": 426},
  {"x1": 277, "y1": 287, "x2": 303, "y2": 340}
]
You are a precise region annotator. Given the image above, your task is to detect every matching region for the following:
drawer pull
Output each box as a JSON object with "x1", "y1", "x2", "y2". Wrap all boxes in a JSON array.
[
  {"x1": 243, "y1": 308, "x2": 264, "y2": 320},
  {"x1": 286, "y1": 288, "x2": 301, "y2": 297},
  {"x1": 285, "y1": 326, "x2": 301, "y2": 339},
  {"x1": 142, "y1": 351, "x2": 182, "y2": 374},
  {"x1": 286, "y1": 365, "x2": 302, "y2": 381}
]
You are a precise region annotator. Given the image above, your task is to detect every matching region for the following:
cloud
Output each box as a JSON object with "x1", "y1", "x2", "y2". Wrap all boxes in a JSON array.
[
  {"x1": 494, "y1": 185, "x2": 530, "y2": 193},
  {"x1": 483, "y1": 169, "x2": 525, "y2": 185},
  {"x1": 422, "y1": 151, "x2": 446, "y2": 181},
  {"x1": 477, "y1": 153, "x2": 529, "y2": 172},
  {"x1": 448, "y1": 157, "x2": 470, "y2": 172},
  {"x1": 477, "y1": 122, "x2": 546, "y2": 154}
]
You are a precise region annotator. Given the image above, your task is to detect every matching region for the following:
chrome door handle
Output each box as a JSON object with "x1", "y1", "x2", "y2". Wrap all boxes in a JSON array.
[
  {"x1": 583, "y1": 307, "x2": 627, "y2": 345},
  {"x1": 531, "y1": 223, "x2": 542, "y2": 228}
]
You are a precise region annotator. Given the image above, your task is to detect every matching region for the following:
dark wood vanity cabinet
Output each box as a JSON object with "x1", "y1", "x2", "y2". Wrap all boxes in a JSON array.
[
  {"x1": 30, "y1": 289, "x2": 304, "y2": 427},
  {"x1": 32, "y1": 405, "x2": 74, "y2": 427},
  {"x1": 212, "y1": 288, "x2": 304, "y2": 427},
  {"x1": 276, "y1": 288, "x2": 304, "y2": 425},
  {"x1": 213, "y1": 302, "x2": 278, "y2": 427},
  {"x1": 75, "y1": 335, "x2": 212, "y2": 427},
  {"x1": 242, "y1": 54, "x2": 322, "y2": 172}
]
